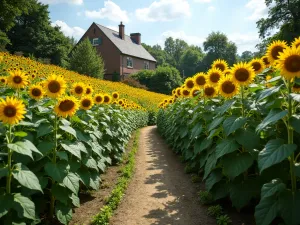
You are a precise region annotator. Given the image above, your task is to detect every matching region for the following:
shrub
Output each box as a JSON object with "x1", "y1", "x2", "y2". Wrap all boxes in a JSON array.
[
  {"x1": 198, "y1": 191, "x2": 213, "y2": 205},
  {"x1": 216, "y1": 215, "x2": 232, "y2": 225},
  {"x1": 121, "y1": 77, "x2": 148, "y2": 90},
  {"x1": 207, "y1": 205, "x2": 223, "y2": 218}
]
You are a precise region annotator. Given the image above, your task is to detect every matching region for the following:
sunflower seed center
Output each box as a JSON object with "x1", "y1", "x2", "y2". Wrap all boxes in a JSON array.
[
  {"x1": 186, "y1": 80, "x2": 194, "y2": 89},
  {"x1": 82, "y1": 99, "x2": 91, "y2": 107},
  {"x1": 216, "y1": 64, "x2": 225, "y2": 71},
  {"x1": 48, "y1": 80, "x2": 60, "y2": 93},
  {"x1": 252, "y1": 62, "x2": 262, "y2": 72},
  {"x1": 271, "y1": 46, "x2": 284, "y2": 60},
  {"x1": 235, "y1": 68, "x2": 249, "y2": 82},
  {"x1": 96, "y1": 96, "x2": 102, "y2": 102},
  {"x1": 210, "y1": 73, "x2": 220, "y2": 83},
  {"x1": 32, "y1": 88, "x2": 42, "y2": 97},
  {"x1": 59, "y1": 100, "x2": 75, "y2": 112},
  {"x1": 204, "y1": 87, "x2": 215, "y2": 96},
  {"x1": 284, "y1": 55, "x2": 300, "y2": 73},
  {"x1": 4, "y1": 106, "x2": 17, "y2": 117},
  {"x1": 13, "y1": 76, "x2": 22, "y2": 84},
  {"x1": 222, "y1": 81, "x2": 235, "y2": 94},
  {"x1": 75, "y1": 86, "x2": 83, "y2": 94},
  {"x1": 196, "y1": 76, "x2": 206, "y2": 85}
]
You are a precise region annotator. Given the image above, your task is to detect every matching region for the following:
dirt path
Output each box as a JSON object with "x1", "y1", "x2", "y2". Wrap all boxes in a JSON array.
[{"x1": 110, "y1": 126, "x2": 215, "y2": 225}]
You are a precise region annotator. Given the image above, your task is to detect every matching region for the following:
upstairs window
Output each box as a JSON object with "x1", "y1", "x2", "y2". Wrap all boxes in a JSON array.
[
  {"x1": 92, "y1": 37, "x2": 102, "y2": 46},
  {"x1": 127, "y1": 57, "x2": 133, "y2": 68},
  {"x1": 144, "y1": 61, "x2": 149, "y2": 69}
]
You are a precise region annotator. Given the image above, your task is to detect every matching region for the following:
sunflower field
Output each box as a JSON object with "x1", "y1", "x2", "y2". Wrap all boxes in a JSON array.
[
  {"x1": 157, "y1": 38, "x2": 300, "y2": 225},
  {"x1": 0, "y1": 52, "x2": 166, "y2": 224}
]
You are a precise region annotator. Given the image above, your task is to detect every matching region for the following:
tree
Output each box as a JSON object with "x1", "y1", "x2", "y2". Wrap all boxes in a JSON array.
[
  {"x1": 142, "y1": 43, "x2": 166, "y2": 66},
  {"x1": 69, "y1": 38, "x2": 105, "y2": 79},
  {"x1": 257, "y1": 0, "x2": 300, "y2": 43},
  {"x1": 239, "y1": 51, "x2": 254, "y2": 62},
  {"x1": 164, "y1": 37, "x2": 188, "y2": 69},
  {"x1": 179, "y1": 46, "x2": 204, "y2": 77}
]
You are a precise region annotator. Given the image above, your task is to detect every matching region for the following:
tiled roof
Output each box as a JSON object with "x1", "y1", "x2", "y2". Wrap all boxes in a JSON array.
[{"x1": 95, "y1": 23, "x2": 156, "y2": 62}]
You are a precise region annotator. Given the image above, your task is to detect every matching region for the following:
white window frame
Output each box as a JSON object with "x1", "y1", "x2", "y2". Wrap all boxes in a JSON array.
[
  {"x1": 92, "y1": 38, "x2": 99, "y2": 46},
  {"x1": 127, "y1": 57, "x2": 133, "y2": 68},
  {"x1": 144, "y1": 61, "x2": 149, "y2": 70}
]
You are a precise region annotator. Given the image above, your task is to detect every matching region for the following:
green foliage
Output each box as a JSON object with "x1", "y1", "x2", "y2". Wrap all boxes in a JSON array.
[
  {"x1": 179, "y1": 46, "x2": 204, "y2": 77},
  {"x1": 216, "y1": 214, "x2": 232, "y2": 225},
  {"x1": 198, "y1": 191, "x2": 213, "y2": 205},
  {"x1": 142, "y1": 43, "x2": 167, "y2": 66},
  {"x1": 191, "y1": 174, "x2": 201, "y2": 183},
  {"x1": 147, "y1": 110, "x2": 157, "y2": 125},
  {"x1": 207, "y1": 205, "x2": 223, "y2": 218},
  {"x1": 69, "y1": 38, "x2": 105, "y2": 79}
]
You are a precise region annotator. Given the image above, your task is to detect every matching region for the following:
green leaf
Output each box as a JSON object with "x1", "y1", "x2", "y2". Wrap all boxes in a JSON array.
[
  {"x1": 204, "y1": 152, "x2": 217, "y2": 179},
  {"x1": 63, "y1": 172, "x2": 79, "y2": 194},
  {"x1": 290, "y1": 93, "x2": 300, "y2": 102},
  {"x1": 83, "y1": 157, "x2": 98, "y2": 171},
  {"x1": 77, "y1": 168, "x2": 90, "y2": 186},
  {"x1": 55, "y1": 202, "x2": 72, "y2": 225},
  {"x1": 0, "y1": 166, "x2": 8, "y2": 178},
  {"x1": 179, "y1": 125, "x2": 188, "y2": 138},
  {"x1": 205, "y1": 169, "x2": 222, "y2": 191},
  {"x1": 235, "y1": 128, "x2": 260, "y2": 151},
  {"x1": 89, "y1": 171, "x2": 100, "y2": 190},
  {"x1": 57, "y1": 151, "x2": 69, "y2": 161},
  {"x1": 258, "y1": 139, "x2": 297, "y2": 172},
  {"x1": 290, "y1": 115, "x2": 300, "y2": 134},
  {"x1": 97, "y1": 161, "x2": 106, "y2": 172},
  {"x1": 61, "y1": 141, "x2": 82, "y2": 159},
  {"x1": 8, "y1": 142, "x2": 33, "y2": 159},
  {"x1": 257, "y1": 85, "x2": 282, "y2": 102},
  {"x1": 223, "y1": 116, "x2": 247, "y2": 136},
  {"x1": 75, "y1": 129, "x2": 90, "y2": 142},
  {"x1": 0, "y1": 194, "x2": 13, "y2": 218},
  {"x1": 208, "y1": 117, "x2": 224, "y2": 132},
  {"x1": 278, "y1": 190, "x2": 300, "y2": 225},
  {"x1": 190, "y1": 122, "x2": 202, "y2": 139},
  {"x1": 44, "y1": 161, "x2": 68, "y2": 182},
  {"x1": 12, "y1": 163, "x2": 43, "y2": 192},
  {"x1": 14, "y1": 131, "x2": 27, "y2": 137},
  {"x1": 59, "y1": 125, "x2": 77, "y2": 139},
  {"x1": 261, "y1": 179, "x2": 286, "y2": 199},
  {"x1": 255, "y1": 195, "x2": 279, "y2": 225},
  {"x1": 222, "y1": 152, "x2": 253, "y2": 179},
  {"x1": 215, "y1": 99, "x2": 236, "y2": 116},
  {"x1": 13, "y1": 193, "x2": 36, "y2": 220},
  {"x1": 215, "y1": 138, "x2": 239, "y2": 159},
  {"x1": 37, "y1": 141, "x2": 55, "y2": 156},
  {"x1": 52, "y1": 183, "x2": 69, "y2": 205},
  {"x1": 256, "y1": 109, "x2": 288, "y2": 132},
  {"x1": 37, "y1": 123, "x2": 53, "y2": 138},
  {"x1": 211, "y1": 180, "x2": 229, "y2": 200},
  {"x1": 70, "y1": 193, "x2": 80, "y2": 207}
]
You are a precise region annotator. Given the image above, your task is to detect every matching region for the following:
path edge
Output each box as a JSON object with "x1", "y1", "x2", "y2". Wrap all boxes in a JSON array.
[{"x1": 91, "y1": 129, "x2": 141, "y2": 225}]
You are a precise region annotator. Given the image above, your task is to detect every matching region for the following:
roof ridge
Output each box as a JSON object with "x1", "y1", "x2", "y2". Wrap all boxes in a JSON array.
[{"x1": 95, "y1": 23, "x2": 131, "y2": 38}]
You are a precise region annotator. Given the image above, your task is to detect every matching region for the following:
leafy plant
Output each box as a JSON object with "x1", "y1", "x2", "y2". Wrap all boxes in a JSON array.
[
  {"x1": 216, "y1": 214, "x2": 232, "y2": 225},
  {"x1": 198, "y1": 190, "x2": 213, "y2": 205},
  {"x1": 207, "y1": 205, "x2": 223, "y2": 218}
]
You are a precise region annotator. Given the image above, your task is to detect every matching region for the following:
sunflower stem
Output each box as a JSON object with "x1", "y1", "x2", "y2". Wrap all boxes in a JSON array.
[
  {"x1": 241, "y1": 85, "x2": 245, "y2": 117},
  {"x1": 287, "y1": 80, "x2": 297, "y2": 196},
  {"x1": 6, "y1": 125, "x2": 13, "y2": 194}
]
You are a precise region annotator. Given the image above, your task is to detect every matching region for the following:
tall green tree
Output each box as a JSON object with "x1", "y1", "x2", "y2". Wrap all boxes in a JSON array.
[
  {"x1": 142, "y1": 43, "x2": 166, "y2": 66},
  {"x1": 164, "y1": 37, "x2": 188, "y2": 69},
  {"x1": 69, "y1": 38, "x2": 105, "y2": 79},
  {"x1": 239, "y1": 51, "x2": 254, "y2": 62},
  {"x1": 179, "y1": 46, "x2": 204, "y2": 77},
  {"x1": 257, "y1": 0, "x2": 300, "y2": 43}
]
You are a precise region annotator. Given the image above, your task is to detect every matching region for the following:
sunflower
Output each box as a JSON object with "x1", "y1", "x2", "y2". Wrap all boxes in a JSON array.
[
  {"x1": 191, "y1": 87, "x2": 201, "y2": 97},
  {"x1": 118, "y1": 99, "x2": 124, "y2": 105},
  {"x1": 72, "y1": 82, "x2": 86, "y2": 97},
  {"x1": 265, "y1": 75, "x2": 273, "y2": 88},
  {"x1": 249, "y1": 58, "x2": 265, "y2": 74},
  {"x1": 54, "y1": 96, "x2": 79, "y2": 118},
  {"x1": 184, "y1": 78, "x2": 195, "y2": 90},
  {"x1": 292, "y1": 37, "x2": 300, "y2": 49},
  {"x1": 94, "y1": 94, "x2": 104, "y2": 104},
  {"x1": 292, "y1": 82, "x2": 300, "y2": 93},
  {"x1": 276, "y1": 46, "x2": 300, "y2": 80},
  {"x1": 266, "y1": 40, "x2": 288, "y2": 63},
  {"x1": 231, "y1": 62, "x2": 255, "y2": 86},
  {"x1": 207, "y1": 68, "x2": 224, "y2": 86},
  {"x1": 103, "y1": 94, "x2": 112, "y2": 104},
  {"x1": 193, "y1": 72, "x2": 206, "y2": 87},
  {"x1": 203, "y1": 85, "x2": 217, "y2": 98},
  {"x1": 0, "y1": 76, "x2": 7, "y2": 85},
  {"x1": 85, "y1": 86, "x2": 94, "y2": 95},
  {"x1": 212, "y1": 59, "x2": 228, "y2": 72},
  {"x1": 182, "y1": 88, "x2": 190, "y2": 97},
  {"x1": 176, "y1": 87, "x2": 182, "y2": 96},
  {"x1": 218, "y1": 77, "x2": 239, "y2": 98},
  {"x1": 224, "y1": 69, "x2": 231, "y2": 77},
  {"x1": 44, "y1": 74, "x2": 66, "y2": 98},
  {"x1": 0, "y1": 97, "x2": 26, "y2": 125},
  {"x1": 7, "y1": 70, "x2": 29, "y2": 89},
  {"x1": 112, "y1": 92, "x2": 119, "y2": 99},
  {"x1": 29, "y1": 84, "x2": 44, "y2": 100},
  {"x1": 262, "y1": 56, "x2": 271, "y2": 67},
  {"x1": 80, "y1": 96, "x2": 94, "y2": 110}
]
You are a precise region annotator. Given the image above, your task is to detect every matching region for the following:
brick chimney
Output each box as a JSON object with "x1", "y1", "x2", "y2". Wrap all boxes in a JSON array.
[
  {"x1": 119, "y1": 22, "x2": 125, "y2": 40},
  {"x1": 130, "y1": 33, "x2": 141, "y2": 45}
]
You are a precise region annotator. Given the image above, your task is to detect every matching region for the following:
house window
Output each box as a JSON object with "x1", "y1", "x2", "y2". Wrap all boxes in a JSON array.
[
  {"x1": 127, "y1": 57, "x2": 133, "y2": 68},
  {"x1": 144, "y1": 61, "x2": 149, "y2": 69},
  {"x1": 92, "y1": 37, "x2": 102, "y2": 46}
]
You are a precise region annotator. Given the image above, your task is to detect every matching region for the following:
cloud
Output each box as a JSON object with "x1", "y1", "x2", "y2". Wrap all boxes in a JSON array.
[
  {"x1": 85, "y1": 1, "x2": 129, "y2": 23},
  {"x1": 51, "y1": 20, "x2": 85, "y2": 39},
  {"x1": 161, "y1": 30, "x2": 205, "y2": 46},
  {"x1": 194, "y1": 0, "x2": 211, "y2": 3},
  {"x1": 106, "y1": 25, "x2": 118, "y2": 32},
  {"x1": 135, "y1": 0, "x2": 191, "y2": 22},
  {"x1": 38, "y1": 0, "x2": 83, "y2": 5},
  {"x1": 228, "y1": 32, "x2": 260, "y2": 53},
  {"x1": 207, "y1": 6, "x2": 215, "y2": 12},
  {"x1": 245, "y1": 0, "x2": 268, "y2": 21}
]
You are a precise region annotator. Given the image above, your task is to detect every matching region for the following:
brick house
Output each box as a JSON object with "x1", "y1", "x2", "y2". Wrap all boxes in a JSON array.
[{"x1": 78, "y1": 22, "x2": 156, "y2": 80}]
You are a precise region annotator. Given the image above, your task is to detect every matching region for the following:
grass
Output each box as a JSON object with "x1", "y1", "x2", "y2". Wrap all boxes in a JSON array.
[{"x1": 91, "y1": 130, "x2": 140, "y2": 225}]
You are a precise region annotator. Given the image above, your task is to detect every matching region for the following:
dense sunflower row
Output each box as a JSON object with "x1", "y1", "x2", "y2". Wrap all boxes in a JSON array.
[{"x1": 157, "y1": 37, "x2": 300, "y2": 225}]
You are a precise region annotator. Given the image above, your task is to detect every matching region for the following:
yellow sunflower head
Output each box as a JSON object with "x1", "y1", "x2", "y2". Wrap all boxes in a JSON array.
[
  {"x1": 184, "y1": 78, "x2": 195, "y2": 90},
  {"x1": 203, "y1": 85, "x2": 217, "y2": 98},
  {"x1": 0, "y1": 97, "x2": 26, "y2": 125},
  {"x1": 176, "y1": 87, "x2": 182, "y2": 96},
  {"x1": 224, "y1": 69, "x2": 231, "y2": 77},
  {"x1": 193, "y1": 72, "x2": 207, "y2": 87},
  {"x1": 212, "y1": 59, "x2": 228, "y2": 72},
  {"x1": 191, "y1": 87, "x2": 201, "y2": 97},
  {"x1": 45, "y1": 74, "x2": 66, "y2": 98},
  {"x1": 249, "y1": 58, "x2": 266, "y2": 74},
  {"x1": 182, "y1": 88, "x2": 190, "y2": 97},
  {"x1": 291, "y1": 37, "x2": 300, "y2": 49},
  {"x1": 29, "y1": 84, "x2": 44, "y2": 100},
  {"x1": 103, "y1": 94, "x2": 112, "y2": 104},
  {"x1": 262, "y1": 56, "x2": 271, "y2": 67},
  {"x1": 7, "y1": 70, "x2": 29, "y2": 89},
  {"x1": 80, "y1": 95, "x2": 94, "y2": 110},
  {"x1": 85, "y1": 86, "x2": 94, "y2": 95},
  {"x1": 112, "y1": 92, "x2": 119, "y2": 99},
  {"x1": 276, "y1": 46, "x2": 300, "y2": 80},
  {"x1": 72, "y1": 82, "x2": 86, "y2": 97},
  {"x1": 118, "y1": 99, "x2": 124, "y2": 105},
  {"x1": 231, "y1": 62, "x2": 255, "y2": 86},
  {"x1": 218, "y1": 77, "x2": 239, "y2": 98},
  {"x1": 207, "y1": 68, "x2": 224, "y2": 86},
  {"x1": 54, "y1": 96, "x2": 79, "y2": 118},
  {"x1": 172, "y1": 89, "x2": 176, "y2": 96},
  {"x1": 94, "y1": 94, "x2": 104, "y2": 104},
  {"x1": 292, "y1": 82, "x2": 300, "y2": 93},
  {"x1": 266, "y1": 40, "x2": 288, "y2": 63},
  {"x1": 0, "y1": 76, "x2": 7, "y2": 85},
  {"x1": 265, "y1": 75, "x2": 273, "y2": 88}
]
